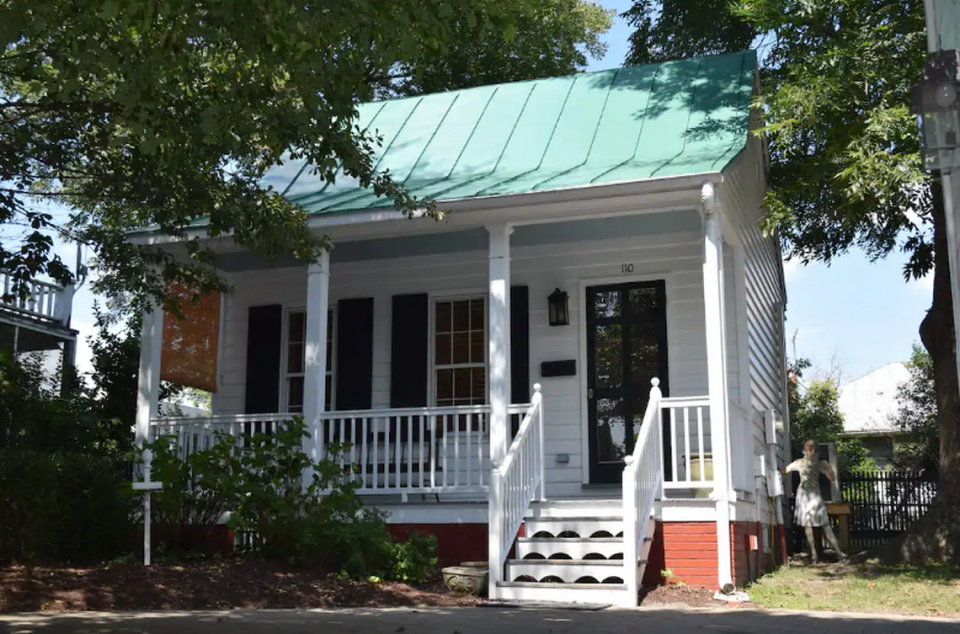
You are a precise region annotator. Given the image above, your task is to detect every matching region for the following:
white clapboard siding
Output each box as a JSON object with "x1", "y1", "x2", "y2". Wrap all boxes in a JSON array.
[
  {"x1": 216, "y1": 220, "x2": 717, "y2": 500},
  {"x1": 721, "y1": 131, "x2": 788, "y2": 520}
]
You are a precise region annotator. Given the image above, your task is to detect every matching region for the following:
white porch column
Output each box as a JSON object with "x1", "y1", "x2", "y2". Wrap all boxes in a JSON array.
[
  {"x1": 303, "y1": 251, "x2": 331, "y2": 475},
  {"x1": 487, "y1": 224, "x2": 512, "y2": 468},
  {"x1": 701, "y1": 182, "x2": 735, "y2": 593},
  {"x1": 487, "y1": 223, "x2": 512, "y2": 600},
  {"x1": 135, "y1": 302, "x2": 164, "y2": 447}
]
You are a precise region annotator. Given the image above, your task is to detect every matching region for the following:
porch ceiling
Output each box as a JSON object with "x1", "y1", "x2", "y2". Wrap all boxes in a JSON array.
[
  {"x1": 215, "y1": 209, "x2": 701, "y2": 272},
  {"x1": 264, "y1": 51, "x2": 756, "y2": 216}
]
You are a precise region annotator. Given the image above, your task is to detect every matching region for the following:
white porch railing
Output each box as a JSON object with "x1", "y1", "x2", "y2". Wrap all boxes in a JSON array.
[
  {"x1": 150, "y1": 404, "x2": 531, "y2": 496},
  {"x1": 621, "y1": 379, "x2": 664, "y2": 604},
  {"x1": 661, "y1": 395, "x2": 713, "y2": 492},
  {"x1": 0, "y1": 271, "x2": 73, "y2": 326},
  {"x1": 150, "y1": 413, "x2": 290, "y2": 459},
  {"x1": 489, "y1": 385, "x2": 544, "y2": 594},
  {"x1": 318, "y1": 403, "x2": 528, "y2": 494}
]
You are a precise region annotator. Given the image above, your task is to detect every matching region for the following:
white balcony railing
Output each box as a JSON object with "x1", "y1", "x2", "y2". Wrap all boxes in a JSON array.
[
  {"x1": 150, "y1": 404, "x2": 530, "y2": 496},
  {"x1": 661, "y1": 395, "x2": 713, "y2": 492},
  {"x1": 0, "y1": 271, "x2": 73, "y2": 326}
]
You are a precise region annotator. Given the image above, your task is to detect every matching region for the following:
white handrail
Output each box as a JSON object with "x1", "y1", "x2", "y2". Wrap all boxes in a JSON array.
[
  {"x1": 621, "y1": 378, "x2": 664, "y2": 606},
  {"x1": 489, "y1": 384, "x2": 544, "y2": 595}
]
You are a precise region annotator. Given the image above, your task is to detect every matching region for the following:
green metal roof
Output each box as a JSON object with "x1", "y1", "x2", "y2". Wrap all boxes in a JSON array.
[
  {"x1": 263, "y1": 50, "x2": 757, "y2": 215},
  {"x1": 931, "y1": 0, "x2": 960, "y2": 51}
]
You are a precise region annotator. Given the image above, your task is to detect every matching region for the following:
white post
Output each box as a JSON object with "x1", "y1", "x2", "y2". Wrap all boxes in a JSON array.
[
  {"x1": 701, "y1": 182, "x2": 735, "y2": 593},
  {"x1": 487, "y1": 223, "x2": 512, "y2": 600},
  {"x1": 303, "y1": 251, "x2": 331, "y2": 485},
  {"x1": 535, "y1": 384, "x2": 546, "y2": 502},
  {"x1": 133, "y1": 449, "x2": 164, "y2": 566},
  {"x1": 487, "y1": 224, "x2": 512, "y2": 468},
  {"x1": 135, "y1": 302, "x2": 163, "y2": 447}
]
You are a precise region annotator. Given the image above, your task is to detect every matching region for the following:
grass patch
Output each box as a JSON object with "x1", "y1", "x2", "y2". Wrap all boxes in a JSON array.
[{"x1": 746, "y1": 561, "x2": 960, "y2": 617}]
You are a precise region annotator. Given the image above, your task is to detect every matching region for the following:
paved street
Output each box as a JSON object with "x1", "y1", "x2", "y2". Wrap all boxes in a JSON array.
[{"x1": 1, "y1": 607, "x2": 957, "y2": 634}]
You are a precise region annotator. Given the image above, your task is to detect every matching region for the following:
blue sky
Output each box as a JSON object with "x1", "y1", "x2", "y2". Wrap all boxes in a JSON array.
[
  {"x1": 46, "y1": 1, "x2": 930, "y2": 386},
  {"x1": 587, "y1": 1, "x2": 931, "y2": 383}
]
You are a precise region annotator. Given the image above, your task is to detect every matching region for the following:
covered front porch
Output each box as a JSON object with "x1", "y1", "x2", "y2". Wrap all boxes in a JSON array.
[{"x1": 137, "y1": 186, "x2": 748, "y2": 505}]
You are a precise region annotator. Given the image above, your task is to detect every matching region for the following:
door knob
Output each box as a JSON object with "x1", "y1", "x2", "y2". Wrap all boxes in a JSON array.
[{"x1": 587, "y1": 388, "x2": 594, "y2": 399}]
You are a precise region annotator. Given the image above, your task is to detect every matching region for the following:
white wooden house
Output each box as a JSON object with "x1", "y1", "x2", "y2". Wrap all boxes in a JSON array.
[{"x1": 133, "y1": 50, "x2": 790, "y2": 604}]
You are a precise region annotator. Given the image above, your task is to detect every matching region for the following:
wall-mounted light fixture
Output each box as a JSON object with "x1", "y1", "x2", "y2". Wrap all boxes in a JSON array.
[
  {"x1": 911, "y1": 49, "x2": 960, "y2": 172},
  {"x1": 547, "y1": 288, "x2": 569, "y2": 327}
]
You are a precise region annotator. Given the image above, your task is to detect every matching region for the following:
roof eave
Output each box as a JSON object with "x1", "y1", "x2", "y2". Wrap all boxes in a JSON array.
[{"x1": 128, "y1": 169, "x2": 724, "y2": 247}]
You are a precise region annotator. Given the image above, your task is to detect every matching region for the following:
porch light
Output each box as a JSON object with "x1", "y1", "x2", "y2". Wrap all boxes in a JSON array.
[
  {"x1": 911, "y1": 49, "x2": 960, "y2": 172},
  {"x1": 547, "y1": 288, "x2": 569, "y2": 327}
]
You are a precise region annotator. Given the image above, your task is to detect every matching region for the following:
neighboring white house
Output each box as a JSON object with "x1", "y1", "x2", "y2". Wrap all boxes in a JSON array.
[
  {"x1": 0, "y1": 271, "x2": 77, "y2": 370},
  {"x1": 838, "y1": 362, "x2": 911, "y2": 468},
  {"x1": 133, "y1": 50, "x2": 789, "y2": 604}
]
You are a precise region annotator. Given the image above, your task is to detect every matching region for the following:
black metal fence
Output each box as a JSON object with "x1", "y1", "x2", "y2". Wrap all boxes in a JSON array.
[{"x1": 841, "y1": 470, "x2": 938, "y2": 553}]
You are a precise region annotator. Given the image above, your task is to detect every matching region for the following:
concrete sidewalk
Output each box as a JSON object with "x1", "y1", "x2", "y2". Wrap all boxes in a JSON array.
[{"x1": 1, "y1": 606, "x2": 957, "y2": 634}]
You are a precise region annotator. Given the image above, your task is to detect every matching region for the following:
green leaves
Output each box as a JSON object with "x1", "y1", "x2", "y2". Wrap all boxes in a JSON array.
[{"x1": 0, "y1": 0, "x2": 524, "y2": 307}]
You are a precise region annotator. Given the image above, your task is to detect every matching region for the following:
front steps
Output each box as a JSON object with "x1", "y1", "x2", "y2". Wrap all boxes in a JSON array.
[{"x1": 494, "y1": 500, "x2": 656, "y2": 606}]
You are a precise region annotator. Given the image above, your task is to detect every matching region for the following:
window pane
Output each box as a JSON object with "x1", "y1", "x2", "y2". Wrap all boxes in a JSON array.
[
  {"x1": 436, "y1": 302, "x2": 452, "y2": 334},
  {"x1": 436, "y1": 369, "x2": 453, "y2": 403},
  {"x1": 594, "y1": 324, "x2": 622, "y2": 388},
  {"x1": 471, "y1": 368, "x2": 486, "y2": 403},
  {"x1": 289, "y1": 312, "x2": 306, "y2": 343},
  {"x1": 452, "y1": 332, "x2": 470, "y2": 364},
  {"x1": 470, "y1": 331, "x2": 484, "y2": 364},
  {"x1": 325, "y1": 374, "x2": 332, "y2": 412},
  {"x1": 453, "y1": 300, "x2": 470, "y2": 331},
  {"x1": 288, "y1": 377, "x2": 304, "y2": 412},
  {"x1": 435, "y1": 333, "x2": 452, "y2": 365},
  {"x1": 288, "y1": 343, "x2": 304, "y2": 374},
  {"x1": 470, "y1": 299, "x2": 484, "y2": 331},
  {"x1": 594, "y1": 291, "x2": 621, "y2": 319},
  {"x1": 454, "y1": 367, "x2": 472, "y2": 401}
]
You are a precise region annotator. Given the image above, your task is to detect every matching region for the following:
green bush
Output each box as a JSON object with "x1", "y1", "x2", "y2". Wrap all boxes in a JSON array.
[
  {"x1": 389, "y1": 532, "x2": 438, "y2": 583},
  {"x1": 0, "y1": 450, "x2": 135, "y2": 562},
  {"x1": 144, "y1": 419, "x2": 438, "y2": 582}
]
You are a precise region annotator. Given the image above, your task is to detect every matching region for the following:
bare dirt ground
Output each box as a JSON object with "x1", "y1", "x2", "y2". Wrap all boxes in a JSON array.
[{"x1": 0, "y1": 561, "x2": 482, "y2": 613}]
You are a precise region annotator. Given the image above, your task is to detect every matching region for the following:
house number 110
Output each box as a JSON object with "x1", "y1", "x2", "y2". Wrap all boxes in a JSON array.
[{"x1": 621, "y1": 263, "x2": 635, "y2": 274}]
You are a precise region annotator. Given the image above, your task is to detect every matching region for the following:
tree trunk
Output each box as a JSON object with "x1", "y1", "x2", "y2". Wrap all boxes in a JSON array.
[{"x1": 876, "y1": 177, "x2": 960, "y2": 564}]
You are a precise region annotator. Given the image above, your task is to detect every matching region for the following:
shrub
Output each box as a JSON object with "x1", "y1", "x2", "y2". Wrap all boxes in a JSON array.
[
  {"x1": 0, "y1": 450, "x2": 136, "y2": 563},
  {"x1": 143, "y1": 419, "x2": 438, "y2": 581}
]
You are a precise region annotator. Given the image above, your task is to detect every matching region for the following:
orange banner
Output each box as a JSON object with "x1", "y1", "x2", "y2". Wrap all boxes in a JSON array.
[{"x1": 160, "y1": 283, "x2": 221, "y2": 393}]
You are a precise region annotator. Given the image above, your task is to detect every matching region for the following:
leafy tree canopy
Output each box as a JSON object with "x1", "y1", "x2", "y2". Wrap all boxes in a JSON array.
[
  {"x1": 892, "y1": 344, "x2": 940, "y2": 471},
  {"x1": 0, "y1": 0, "x2": 538, "y2": 310},
  {"x1": 375, "y1": 0, "x2": 613, "y2": 98}
]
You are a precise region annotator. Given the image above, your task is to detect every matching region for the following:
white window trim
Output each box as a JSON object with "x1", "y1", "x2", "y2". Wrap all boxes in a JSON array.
[
  {"x1": 428, "y1": 292, "x2": 489, "y2": 411},
  {"x1": 280, "y1": 305, "x2": 336, "y2": 414}
]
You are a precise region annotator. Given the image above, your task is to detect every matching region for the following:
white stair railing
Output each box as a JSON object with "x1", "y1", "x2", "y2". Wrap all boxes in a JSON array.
[
  {"x1": 489, "y1": 384, "x2": 544, "y2": 596},
  {"x1": 621, "y1": 378, "x2": 664, "y2": 606}
]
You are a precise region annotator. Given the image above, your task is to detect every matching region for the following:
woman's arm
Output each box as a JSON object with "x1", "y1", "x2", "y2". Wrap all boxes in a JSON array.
[
  {"x1": 783, "y1": 459, "x2": 799, "y2": 475},
  {"x1": 822, "y1": 460, "x2": 836, "y2": 481}
]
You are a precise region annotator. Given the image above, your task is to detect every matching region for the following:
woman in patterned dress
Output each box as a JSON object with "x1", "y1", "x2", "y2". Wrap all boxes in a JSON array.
[{"x1": 784, "y1": 440, "x2": 847, "y2": 563}]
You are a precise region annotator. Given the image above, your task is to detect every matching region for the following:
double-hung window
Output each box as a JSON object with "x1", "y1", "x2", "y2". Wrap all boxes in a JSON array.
[
  {"x1": 433, "y1": 297, "x2": 486, "y2": 408},
  {"x1": 284, "y1": 309, "x2": 334, "y2": 413}
]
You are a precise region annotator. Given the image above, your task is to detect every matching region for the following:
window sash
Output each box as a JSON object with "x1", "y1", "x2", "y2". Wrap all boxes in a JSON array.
[
  {"x1": 432, "y1": 296, "x2": 487, "y2": 411},
  {"x1": 284, "y1": 308, "x2": 333, "y2": 413}
]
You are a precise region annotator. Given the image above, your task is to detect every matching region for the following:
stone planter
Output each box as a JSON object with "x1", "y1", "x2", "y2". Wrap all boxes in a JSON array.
[{"x1": 442, "y1": 562, "x2": 489, "y2": 596}]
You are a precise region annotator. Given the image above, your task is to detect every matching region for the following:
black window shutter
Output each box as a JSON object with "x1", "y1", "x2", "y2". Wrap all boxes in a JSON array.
[
  {"x1": 244, "y1": 304, "x2": 283, "y2": 414},
  {"x1": 390, "y1": 293, "x2": 429, "y2": 407},
  {"x1": 510, "y1": 286, "x2": 530, "y2": 438},
  {"x1": 336, "y1": 298, "x2": 374, "y2": 410}
]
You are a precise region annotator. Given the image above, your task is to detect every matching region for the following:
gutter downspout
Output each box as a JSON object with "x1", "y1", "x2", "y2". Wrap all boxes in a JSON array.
[{"x1": 701, "y1": 182, "x2": 736, "y2": 594}]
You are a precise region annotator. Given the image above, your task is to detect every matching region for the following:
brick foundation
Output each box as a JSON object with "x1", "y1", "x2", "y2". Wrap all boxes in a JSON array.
[
  {"x1": 730, "y1": 521, "x2": 778, "y2": 586},
  {"x1": 643, "y1": 521, "x2": 719, "y2": 588},
  {"x1": 386, "y1": 523, "x2": 489, "y2": 568}
]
